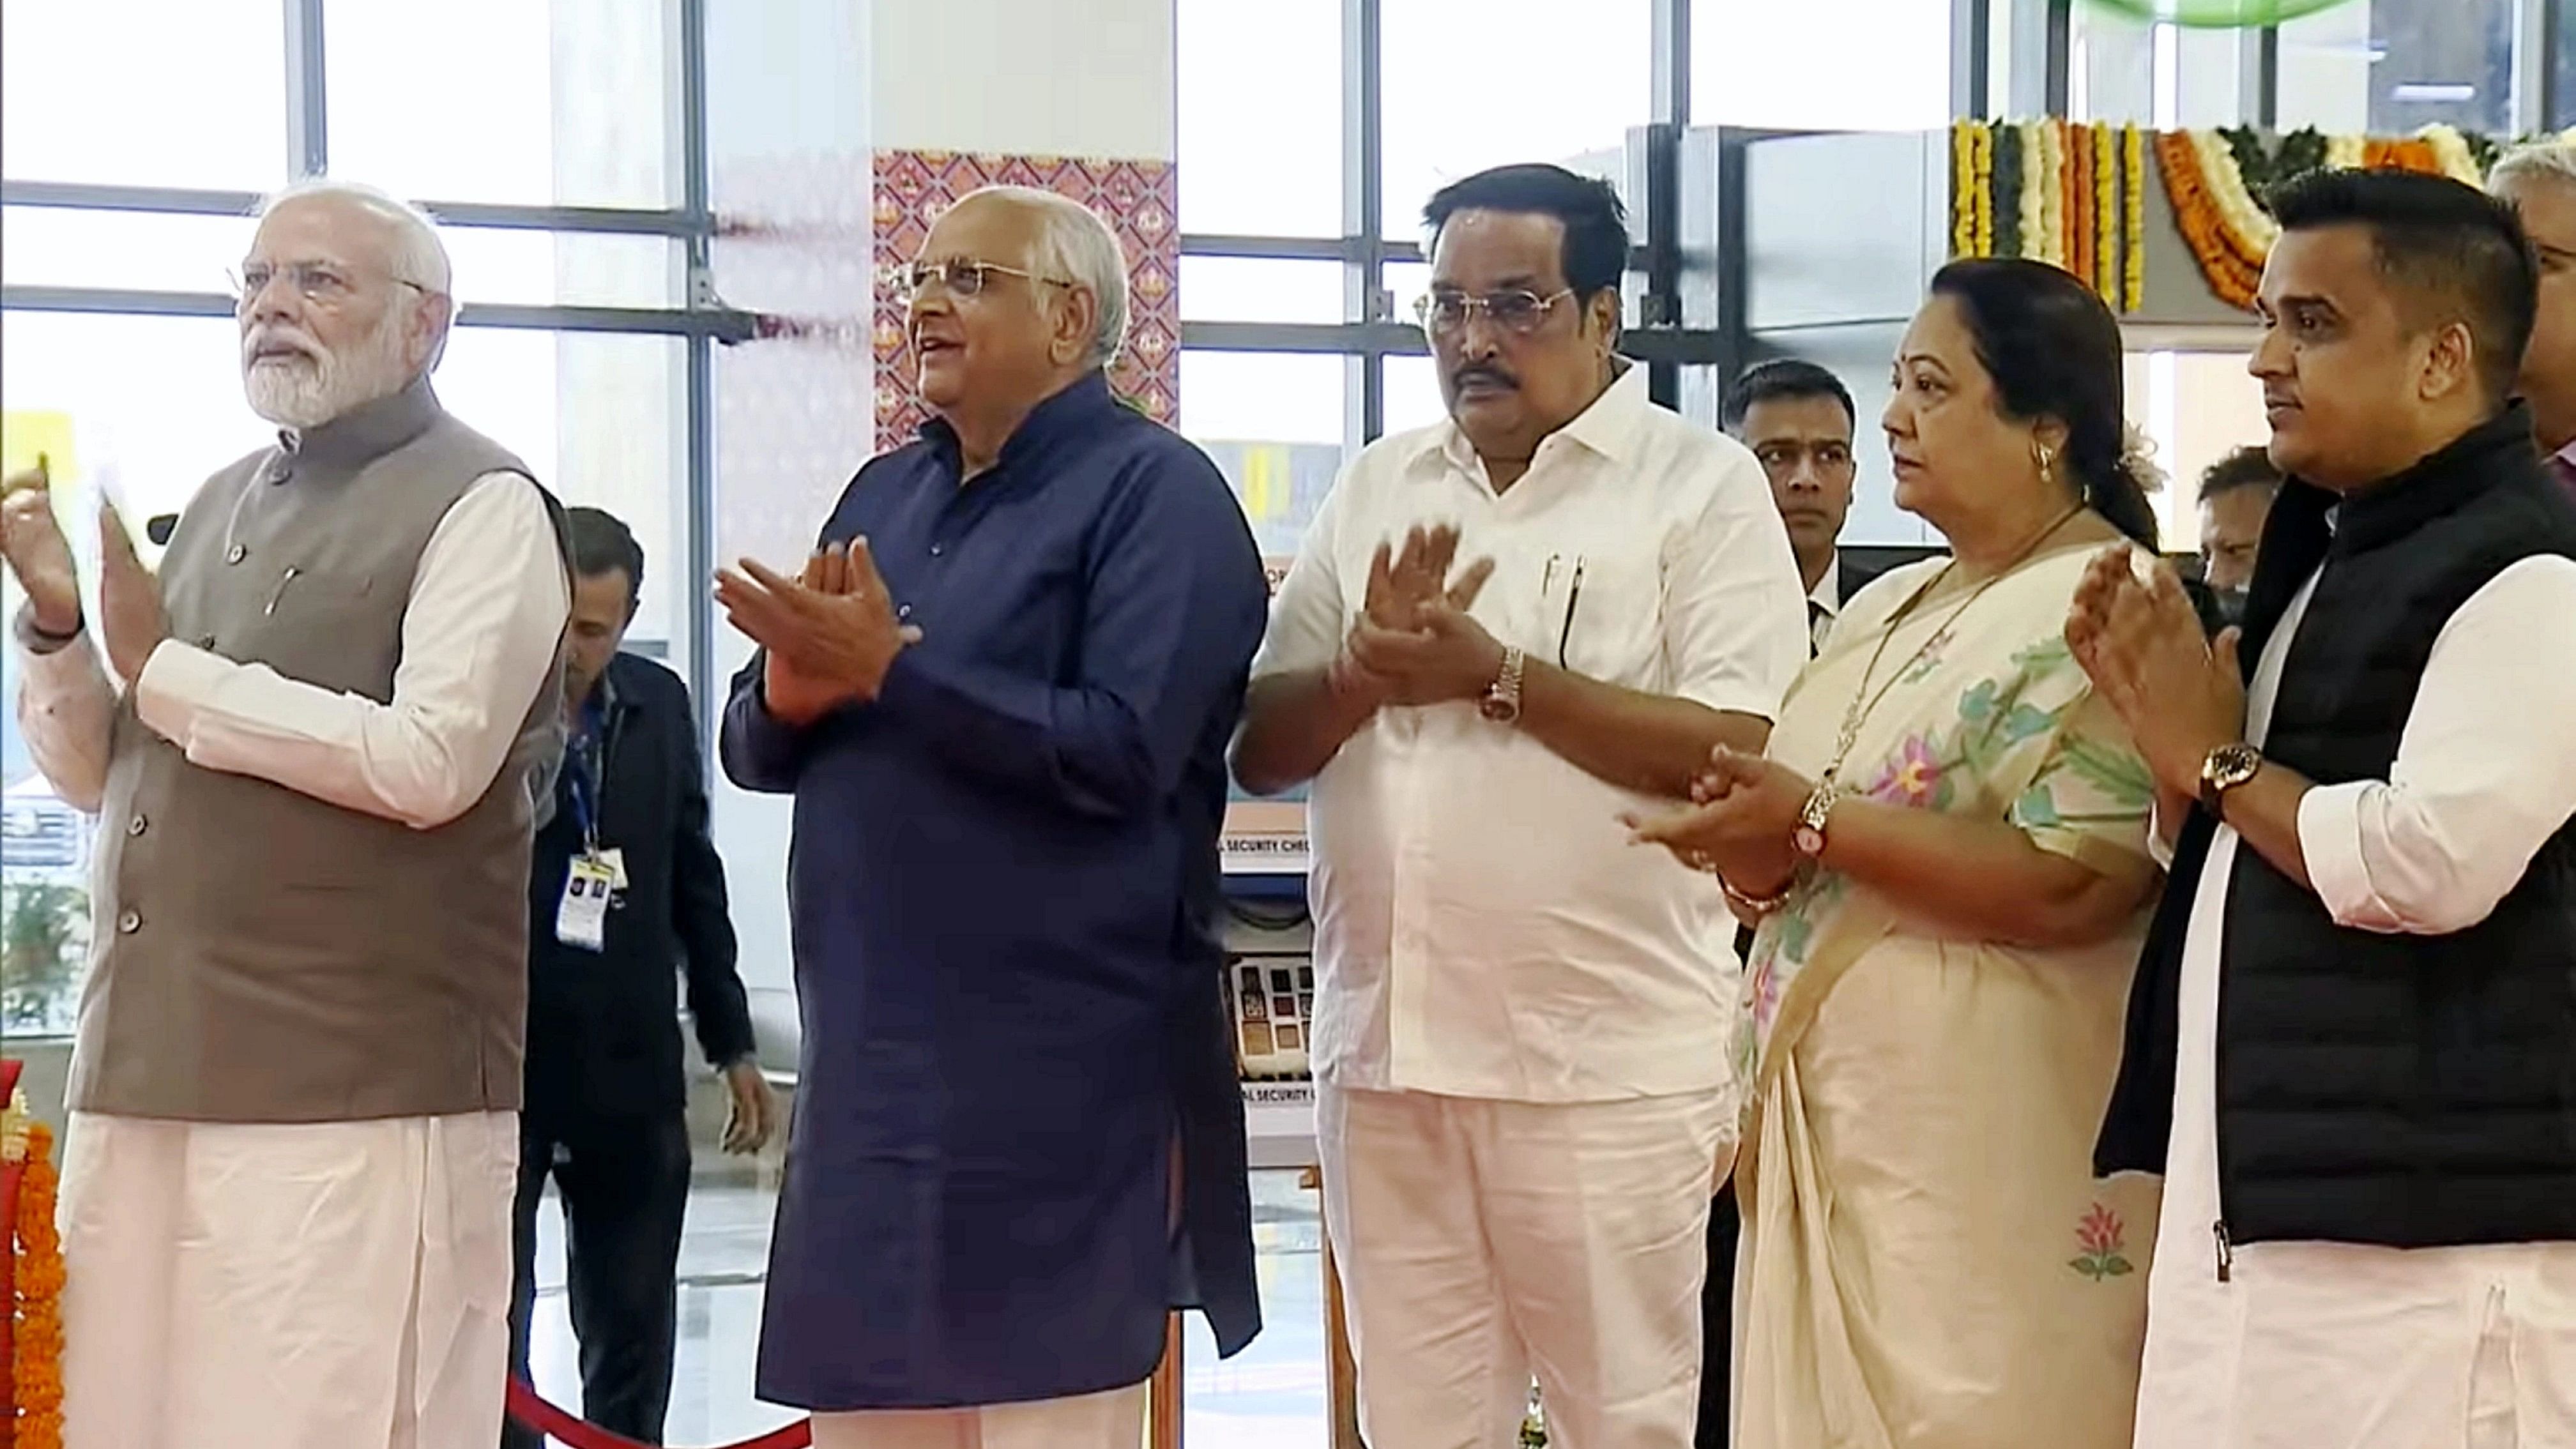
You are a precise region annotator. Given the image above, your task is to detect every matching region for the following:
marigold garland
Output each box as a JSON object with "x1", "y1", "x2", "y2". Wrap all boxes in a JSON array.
[
  {"x1": 1943, "y1": 118, "x2": 2145, "y2": 313},
  {"x1": 1972, "y1": 122, "x2": 1995, "y2": 257},
  {"x1": 10, "y1": 1115, "x2": 65, "y2": 1449},
  {"x1": 2363, "y1": 136, "x2": 2444, "y2": 175},
  {"x1": 1947, "y1": 120, "x2": 1968, "y2": 256},
  {"x1": 2070, "y1": 121, "x2": 2095, "y2": 290},
  {"x1": 2418, "y1": 125, "x2": 2483, "y2": 186},
  {"x1": 2123, "y1": 125, "x2": 2147, "y2": 312},
  {"x1": 2093, "y1": 121, "x2": 2119, "y2": 303},
  {"x1": 2039, "y1": 121, "x2": 2067, "y2": 271},
  {"x1": 1955, "y1": 119, "x2": 2549, "y2": 315},
  {"x1": 2188, "y1": 128, "x2": 2277, "y2": 266},
  {"x1": 2156, "y1": 130, "x2": 2263, "y2": 310},
  {"x1": 2018, "y1": 122, "x2": 2048, "y2": 265}
]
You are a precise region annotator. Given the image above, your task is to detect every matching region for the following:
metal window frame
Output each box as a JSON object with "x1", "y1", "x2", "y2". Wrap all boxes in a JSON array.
[
  {"x1": 0, "y1": 0, "x2": 746, "y2": 747},
  {"x1": 2513, "y1": 0, "x2": 2557, "y2": 136},
  {"x1": 11, "y1": 0, "x2": 2108, "y2": 704},
  {"x1": 1178, "y1": 0, "x2": 1737, "y2": 441},
  {"x1": 2551, "y1": 0, "x2": 2568, "y2": 129}
]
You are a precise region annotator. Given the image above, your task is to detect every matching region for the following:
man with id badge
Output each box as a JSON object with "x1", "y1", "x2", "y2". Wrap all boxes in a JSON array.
[
  {"x1": 505, "y1": 508, "x2": 774, "y2": 1449},
  {"x1": 1231, "y1": 164, "x2": 1807, "y2": 1448}
]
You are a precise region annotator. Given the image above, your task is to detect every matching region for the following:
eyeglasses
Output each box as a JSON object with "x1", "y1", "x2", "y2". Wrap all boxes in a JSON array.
[
  {"x1": 1414, "y1": 288, "x2": 1576, "y2": 338},
  {"x1": 229, "y1": 262, "x2": 431, "y2": 312},
  {"x1": 890, "y1": 258, "x2": 1077, "y2": 302}
]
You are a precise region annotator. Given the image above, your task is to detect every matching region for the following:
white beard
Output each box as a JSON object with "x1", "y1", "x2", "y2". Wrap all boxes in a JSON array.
[{"x1": 241, "y1": 307, "x2": 417, "y2": 430}]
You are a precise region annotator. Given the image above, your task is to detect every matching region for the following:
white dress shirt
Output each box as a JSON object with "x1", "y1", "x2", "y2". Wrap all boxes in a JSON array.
[
  {"x1": 1253, "y1": 364, "x2": 1808, "y2": 1104},
  {"x1": 16, "y1": 470, "x2": 570, "y2": 830},
  {"x1": 2133, "y1": 552, "x2": 2576, "y2": 1448}
]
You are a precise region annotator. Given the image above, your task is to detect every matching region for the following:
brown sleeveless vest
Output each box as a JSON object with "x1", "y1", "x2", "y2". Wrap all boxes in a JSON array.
[{"x1": 74, "y1": 379, "x2": 570, "y2": 1122}]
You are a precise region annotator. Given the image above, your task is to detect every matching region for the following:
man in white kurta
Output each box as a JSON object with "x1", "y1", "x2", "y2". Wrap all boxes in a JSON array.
[
  {"x1": 1, "y1": 181, "x2": 568, "y2": 1449},
  {"x1": 2071, "y1": 168, "x2": 2576, "y2": 1449},
  {"x1": 1231, "y1": 164, "x2": 1805, "y2": 1449}
]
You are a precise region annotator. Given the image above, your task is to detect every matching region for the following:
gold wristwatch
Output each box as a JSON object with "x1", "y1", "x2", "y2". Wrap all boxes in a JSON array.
[
  {"x1": 1791, "y1": 780, "x2": 1841, "y2": 858},
  {"x1": 2198, "y1": 743, "x2": 2262, "y2": 814},
  {"x1": 1479, "y1": 645, "x2": 1526, "y2": 725}
]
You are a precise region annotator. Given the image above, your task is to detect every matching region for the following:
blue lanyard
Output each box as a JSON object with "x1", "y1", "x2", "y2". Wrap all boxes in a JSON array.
[
  {"x1": 566, "y1": 754, "x2": 599, "y2": 852},
  {"x1": 566, "y1": 699, "x2": 606, "y2": 853}
]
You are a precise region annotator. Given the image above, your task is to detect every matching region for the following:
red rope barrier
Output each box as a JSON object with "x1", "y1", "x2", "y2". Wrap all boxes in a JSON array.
[{"x1": 505, "y1": 1377, "x2": 812, "y2": 1449}]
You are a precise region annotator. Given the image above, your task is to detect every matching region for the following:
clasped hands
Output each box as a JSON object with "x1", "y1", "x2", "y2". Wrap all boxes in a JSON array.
[
  {"x1": 2063, "y1": 543, "x2": 2246, "y2": 801},
  {"x1": 1331, "y1": 524, "x2": 1506, "y2": 709},
  {"x1": 1624, "y1": 746, "x2": 1815, "y2": 899},
  {"x1": 0, "y1": 460, "x2": 169, "y2": 685},
  {"x1": 715, "y1": 539, "x2": 922, "y2": 727}
]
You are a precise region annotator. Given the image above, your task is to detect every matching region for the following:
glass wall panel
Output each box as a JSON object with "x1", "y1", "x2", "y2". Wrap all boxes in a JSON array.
[
  {"x1": 1, "y1": 0, "x2": 286, "y2": 191},
  {"x1": 1178, "y1": 0, "x2": 1345, "y2": 237},
  {"x1": 326, "y1": 0, "x2": 681, "y2": 207},
  {"x1": 1380, "y1": 0, "x2": 1650, "y2": 238},
  {"x1": 1691, "y1": 0, "x2": 1953, "y2": 132}
]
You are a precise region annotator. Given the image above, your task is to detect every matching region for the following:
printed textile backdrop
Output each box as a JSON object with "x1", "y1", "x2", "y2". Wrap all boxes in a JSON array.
[{"x1": 871, "y1": 150, "x2": 1180, "y2": 452}]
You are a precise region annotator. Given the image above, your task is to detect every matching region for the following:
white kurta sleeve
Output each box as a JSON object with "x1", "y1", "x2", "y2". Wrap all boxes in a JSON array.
[
  {"x1": 1248, "y1": 461, "x2": 1358, "y2": 681},
  {"x1": 2294, "y1": 554, "x2": 2576, "y2": 935},
  {"x1": 13, "y1": 614, "x2": 118, "y2": 815},
  {"x1": 130, "y1": 471, "x2": 571, "y2": 831},
  {"x1": 1659, "y1": 446, "x2": 1808, "y2": 719}
]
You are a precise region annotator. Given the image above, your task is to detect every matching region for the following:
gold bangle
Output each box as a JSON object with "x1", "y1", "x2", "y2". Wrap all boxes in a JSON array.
[{"x1": 1718, "y1": 871, "x2": 1794, "y2": 916}]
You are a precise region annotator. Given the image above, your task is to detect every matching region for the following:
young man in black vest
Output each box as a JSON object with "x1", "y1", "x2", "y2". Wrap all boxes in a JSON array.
[{"x1": 2068, "y1": 169, "x2": 2576, "y2": 1448}]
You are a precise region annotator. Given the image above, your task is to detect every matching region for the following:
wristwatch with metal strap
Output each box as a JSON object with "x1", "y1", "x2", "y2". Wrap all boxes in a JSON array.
[{"x1": 1479, "y1": 645, "x2": 1526, "y2": 725}]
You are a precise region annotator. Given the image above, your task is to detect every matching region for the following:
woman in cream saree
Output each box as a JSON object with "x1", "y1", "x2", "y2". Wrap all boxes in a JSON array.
[
  {"x1": 1639, "y1": 260, "x2": 2168, "y2": 1448},
  {"x1": 1734, "y1": 546, "x2": 2158, "y2": 1449}
]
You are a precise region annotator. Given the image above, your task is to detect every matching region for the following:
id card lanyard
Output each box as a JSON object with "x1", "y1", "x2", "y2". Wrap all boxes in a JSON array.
[{"x1": 554, "y1": 706, "x2": 620, "y2": 952}]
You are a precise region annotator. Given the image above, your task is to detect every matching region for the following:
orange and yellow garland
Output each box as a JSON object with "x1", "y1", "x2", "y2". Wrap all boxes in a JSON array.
[
  {"x1": 1949, "y1": 118, "x2": 2147, "y2": 314},
  {"x1": 1953, "y1": 121, "x2": 2550, "y2": 315},
  {"x1": 2156, "y1": 130, "x2": 2266, "y2": 310},
  {"x1": 6, "y1": 1091, "x2": 65, "y2": 1449}
]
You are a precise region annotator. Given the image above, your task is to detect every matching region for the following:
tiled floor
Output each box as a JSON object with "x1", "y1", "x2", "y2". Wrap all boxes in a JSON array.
[{"x1": 521, "y1": 1169, "x2": 1331, "y2": 1446}]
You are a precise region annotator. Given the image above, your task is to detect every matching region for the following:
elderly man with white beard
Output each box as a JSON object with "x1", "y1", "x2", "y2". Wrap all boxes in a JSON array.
[{"x1": 0, "y1": 179, "x2": 570, "y2": 1449}]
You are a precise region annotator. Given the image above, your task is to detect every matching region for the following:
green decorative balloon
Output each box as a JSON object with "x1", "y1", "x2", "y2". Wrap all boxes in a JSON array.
[{"x1": 2084, "y1": 0, "x2": 2359, "y2": 26}]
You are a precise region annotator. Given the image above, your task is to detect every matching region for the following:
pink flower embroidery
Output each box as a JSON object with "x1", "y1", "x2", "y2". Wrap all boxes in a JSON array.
[
  {"x1": 2069, "y1": 1202, "x2": 2135, "y2": 1280},
  {"x1": 1863, "y1": 734, "x2": 1943, "y2": 807},
  {"x1": 1749, "y1": 955, "x2": 1781, "y2": 1033}
]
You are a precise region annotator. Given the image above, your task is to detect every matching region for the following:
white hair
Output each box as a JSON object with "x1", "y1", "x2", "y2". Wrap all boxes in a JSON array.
[
  {"x1": 242, "y1": 180, "x2": 456, "y2": 423},
  {"x1": 960, "y1": 185, "x2": 1130, "y2": 368},
  {"x1": 256, "y1": 178, "x2": 453, "y2": 296},
  {"x1": 2488, "y1": 140, "x2": 2576, "y2": 199}
]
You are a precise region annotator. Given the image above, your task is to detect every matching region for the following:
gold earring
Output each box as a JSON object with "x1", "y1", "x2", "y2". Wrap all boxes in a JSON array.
[{"x1": 2035, "y1": 443, "x2": 2057, "y2": 489}]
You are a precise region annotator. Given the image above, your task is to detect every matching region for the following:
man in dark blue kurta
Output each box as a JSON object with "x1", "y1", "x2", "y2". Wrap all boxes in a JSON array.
[{"x1": 714, "y1": 187, "x2": 1266, "y2": 1446}]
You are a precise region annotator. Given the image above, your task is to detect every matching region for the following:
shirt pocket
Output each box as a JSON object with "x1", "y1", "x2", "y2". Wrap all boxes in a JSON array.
[{"x1": 1542, "y1": 537, "x2": 1666, "y2": 688}]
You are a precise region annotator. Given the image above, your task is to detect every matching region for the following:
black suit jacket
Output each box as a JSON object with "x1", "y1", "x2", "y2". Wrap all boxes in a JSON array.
[
  {"x1": 1834, "y1": 552, "x2": 1880, "y2": 611},
  {"x1": 525, "y1": 652, "x2": 756, "y2": 1128}
]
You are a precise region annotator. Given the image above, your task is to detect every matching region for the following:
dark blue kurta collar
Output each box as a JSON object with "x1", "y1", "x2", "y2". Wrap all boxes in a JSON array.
[{"x1": 919, "y1": 370, "x2": 1122, "y2": 481}]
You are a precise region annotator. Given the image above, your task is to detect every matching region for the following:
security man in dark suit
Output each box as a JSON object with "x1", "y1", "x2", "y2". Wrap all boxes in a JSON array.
[
  {"x1": 1725, "y1": 360, "x2": 1880, "y2": 656},
  {"x1": 503, "y1": 507, "x2": 776, "y2": 1448}
]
